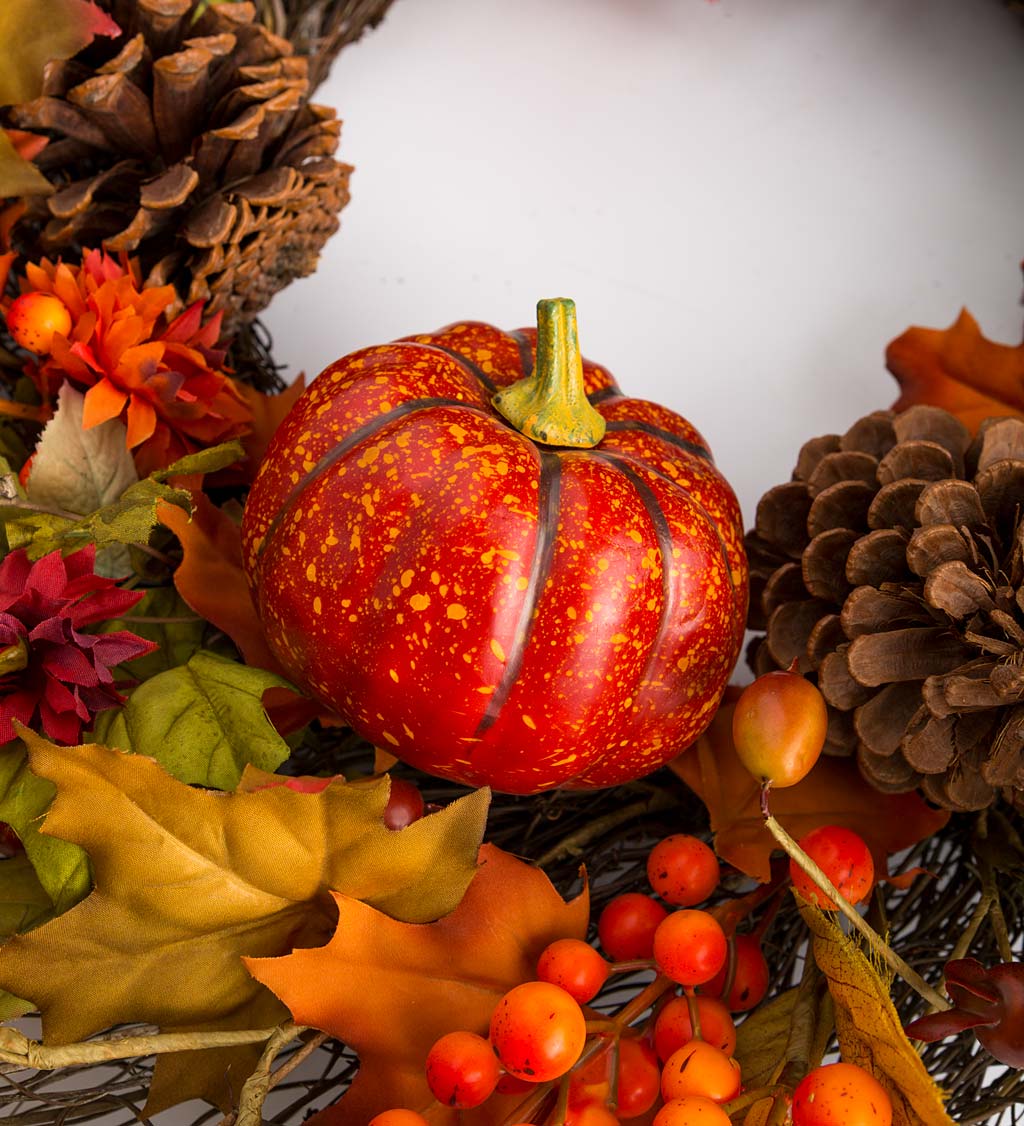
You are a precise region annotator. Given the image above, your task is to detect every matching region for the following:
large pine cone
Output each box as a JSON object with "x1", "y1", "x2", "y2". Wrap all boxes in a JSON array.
[
  {"x1": 746, "y1": 404, "x2": 1024, "y2": 812},
  {"x1": 2, "y1": 0, "x2": 351, "y2": 336}
]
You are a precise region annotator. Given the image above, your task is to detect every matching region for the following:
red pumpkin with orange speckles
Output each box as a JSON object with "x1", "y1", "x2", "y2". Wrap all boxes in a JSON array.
[{"x1": 241, "y1": 300, "x2": 747, "y2": 793}]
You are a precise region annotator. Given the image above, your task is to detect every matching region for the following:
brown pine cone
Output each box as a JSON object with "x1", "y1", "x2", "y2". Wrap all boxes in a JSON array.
[
  {"x1": 747, "y1": 404, "x2": 1024, "y2": 812},
  {"x1": 2, "y1": 0, "x2": 351, "y2": 336}
]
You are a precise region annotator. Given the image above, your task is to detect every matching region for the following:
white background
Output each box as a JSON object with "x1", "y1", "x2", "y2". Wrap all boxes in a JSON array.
[
  {"x1": 89, "y1": 0, "x2": 1024, "y2": 1122},
  {"x1": 265, "y1": 0, "x2": 1024, "y2": 549}
]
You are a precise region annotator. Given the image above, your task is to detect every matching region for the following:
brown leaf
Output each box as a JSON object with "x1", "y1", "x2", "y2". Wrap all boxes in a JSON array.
[
  {"x1": 0, "y1": 0, "x2": 119, "y2": 106},
  {"x1": 670, "y1": 689, "x2": 949, "y2": 882},
  {"x1": 0, "y1": 733, "x2": 489, "y2": 1112},
  {"x1": 799, "y1": 901, "x2": 955, "y2": 1126},
  {"x1": 888, "y1": 309, "x2": 1024, "y2": 435},
  {"x1": 247, "y1": 843, "x2": 589, "y2": 1125}
]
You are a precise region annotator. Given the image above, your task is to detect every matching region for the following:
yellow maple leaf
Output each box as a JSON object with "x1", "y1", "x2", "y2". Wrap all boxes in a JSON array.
[{"x1": 0, "y1": 731, "x2": 489, "y2": 1114}]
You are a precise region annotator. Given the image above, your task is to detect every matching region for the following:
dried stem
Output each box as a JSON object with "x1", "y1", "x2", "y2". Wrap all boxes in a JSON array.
[
  {"x1": 0, "y1": 1025, "x2": 281, "y2": 1070},
  {"x1": 759, "y1": 784, "x2": 949, "y2": 1012}
]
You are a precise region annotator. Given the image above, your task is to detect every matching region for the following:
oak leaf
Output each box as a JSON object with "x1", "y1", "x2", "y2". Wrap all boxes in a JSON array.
[
  {"x1": 247, "y1": 843, "x2": 589, "y2": 1125},
  {"x1": 888, "y1": 309, "x2": 1024, "y2": 434},
  {"x1": 0, "y1": 733, "x2": 490, "y2": 1113},
  {"x1": 670, "y1": 691, "x2": 949, "y2": 883},
  {"x1": 800, "y1": 901, "x2": 954, "y2": 1126}
]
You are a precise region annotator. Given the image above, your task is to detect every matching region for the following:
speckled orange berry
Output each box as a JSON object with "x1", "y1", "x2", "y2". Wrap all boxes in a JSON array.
[
  {"x1": 6, "y1": 293, "x2": 71, "y2": 354},
  {"x1": 792, "y1": 1062, "x2": 892, "y2": 1126}
]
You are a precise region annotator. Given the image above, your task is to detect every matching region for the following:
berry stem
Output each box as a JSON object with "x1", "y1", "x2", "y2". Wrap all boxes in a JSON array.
[
  {"x1": 608, "y1": 958, "x2": 655, "y2": 975},
  {"x1": 722, "y1": 1083, "x2": 788, "y2": 1117},
  {"x1": 535, "y1": 788, "x2": 674, "y2": 867},
  {"x1": 759, "y1": 783, "x2": 949, "y2": 1012},
  {"x1": 683, "y1": 987, "x2": 703, "y2": 1041}
]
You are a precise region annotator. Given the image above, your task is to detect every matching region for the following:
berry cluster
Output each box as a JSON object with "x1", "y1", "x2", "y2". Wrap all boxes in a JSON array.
[{"x1": 369, "y1": 823, "x2": 890, "y2": 1125}]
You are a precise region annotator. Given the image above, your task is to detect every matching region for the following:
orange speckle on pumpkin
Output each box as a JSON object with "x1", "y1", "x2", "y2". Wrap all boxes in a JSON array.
[
  {"x1": 522, "y1": 714, "x2": 537, "y2": 730},
  {"x1": 313, "y1": 597, "x2": 322, "y2": 614},
  {"x1": 306, "y1": 563, "x2": 316, "y2": 581},
  {"x1": 389, "y1": 669, "x2": 399, "y2": 682},
  {"x1": 447, "y1": 603, "x2": 467, "y2": 620},
  {"x1": 597, "y1": 559, "x2": 609, "y2": 572},
  {"x1": 410, "y1": 593, "x2": 431, "y2": 612},
  {"x1": 400, "y1": 569, "x2": 415, "y2": 588},
  {"x1": 490, "y1": 638, "x2": 506, "y2": 662},
  {"x1": 381, "y1": 731, "x2": 399, "y2": 746}
]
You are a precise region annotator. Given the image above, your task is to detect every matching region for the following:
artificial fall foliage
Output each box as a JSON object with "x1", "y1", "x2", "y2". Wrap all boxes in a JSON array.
[
  {"x1": 246, "y1": 843, "x2": 589, "y2": 1124},
  {"x1": 670, "y1": 689, "x2": 949, "y2": 883},
  {"x1": 0, "y1": 733, "x2": 490, "y2": 1112},
  {"x1": 889, "y1": 308, "x2": 1024, "y2": 434},
  {"x1": 0, "y1": 544, "x2": 154, "y2": 744},
  {"x1": 0, "y1": 250, "x2": 252, "y2": 473}
]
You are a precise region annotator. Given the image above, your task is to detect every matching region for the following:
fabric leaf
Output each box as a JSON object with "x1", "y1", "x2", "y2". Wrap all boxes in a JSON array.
[
  {"x1": 248, "y1": 843, "x2": 589, "y2": 1125},
  {"x1": 0, "y1": 129, "x2": 51, "y2": 198},
  {"x1": 26, "y1": 384, "x2": 138, "y2": 576},
  {"x1": 157, "y1": 492, "x2": 288, "y2": 674},
  {"x1": 88, "y1": 650, "x2": 294, "y2": 790},
  {"x1": 0, "y1": 740, "x2": 89, "y2": 915},
  {"x1": 888, "y1": 309, "x2": 1024, "y2": 435},
  {"x1": 799, "y1": 900, "x2": 955, "y2": 1126},
  {"x1": 0, "y1": 733, "x2": 490, "y2": 1112},
  {"x1": 670, "y1": 691, "x2": 949, "y2": 882},
  {"x1": 0, "y1": 0, "x2": 119, "y2": 106}
]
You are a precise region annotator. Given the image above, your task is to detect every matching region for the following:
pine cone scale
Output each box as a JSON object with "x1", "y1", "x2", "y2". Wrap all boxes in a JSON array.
[
  {"x1": 746, "y1": 405, "x2": 1024, "y2": 810},
  {"x1": 4, "y1": 0, "x2": 352, "y2": 336}
]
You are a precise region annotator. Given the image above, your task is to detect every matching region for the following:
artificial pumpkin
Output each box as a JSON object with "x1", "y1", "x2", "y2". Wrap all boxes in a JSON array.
[{"x1": 241, "y1": 299, "x2": 748, "y2": 793}]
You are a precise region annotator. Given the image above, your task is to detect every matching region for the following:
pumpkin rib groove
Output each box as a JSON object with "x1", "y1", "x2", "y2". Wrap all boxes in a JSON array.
[
  {"x1": 253, "y1": 395, "x2": 479, "y2": 565},
  {"x1": 604, "y1": 419, "x2": 711, "y2": 463},
  {"x1": 594, "y1": 451, "x2": 677, "y2": 717},
  {"x1": 597, "y1": 446, "x2": 743, "y2": 640},
  {"x1": 427, "y1": 344, "x2": 501, "y2": 393},
  {"x1": 474, "y1": 451, "x2": 563, "y2": 737},
  {"x1": 589, "y1": 385, "x2": 620, "y2": 405}
]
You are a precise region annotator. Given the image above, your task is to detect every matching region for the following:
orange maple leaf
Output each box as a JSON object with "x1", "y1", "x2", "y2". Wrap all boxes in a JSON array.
[
  {"x1": 887, "y1": 308, "x2": 1024, "y2": 434},
  {"x1": 670, "y1": 690, "x2": 949, "y2": 883},
  {"x1": 246, "y1": 843, "x2": 589, "y2": 1125}
]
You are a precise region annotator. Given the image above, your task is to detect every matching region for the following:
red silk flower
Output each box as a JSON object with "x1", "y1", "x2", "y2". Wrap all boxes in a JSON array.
[{"x1": 0, "y1": 545, "x2": 155, "y2": 745}]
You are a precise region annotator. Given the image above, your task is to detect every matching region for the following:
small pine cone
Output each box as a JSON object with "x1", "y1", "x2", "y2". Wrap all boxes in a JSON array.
[
  {"x1": 3, "y1": 0, "x2": 351, "y2": 336},
  {"x1": 747, "y1": 404, "x2": 1024, "y2": 812}
]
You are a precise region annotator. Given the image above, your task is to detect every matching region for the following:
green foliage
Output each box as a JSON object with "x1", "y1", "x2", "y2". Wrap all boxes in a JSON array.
[{"x1": 89, "y1": 651, "x2": 294, "y2": 791}]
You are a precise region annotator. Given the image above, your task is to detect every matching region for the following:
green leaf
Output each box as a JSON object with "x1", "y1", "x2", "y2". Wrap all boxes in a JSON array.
[
  {"x1": 0, "y1": 0, "x2": 120, "y2": 105},
  {"x1": 733, "y1": 985, "x2": 799, "y2": 1089},
  {"x1": 0, "y1": 741, "x2": 90, "y2": 916},
  {"x1": 89, "y1": 651, "x2": 294, "y2": 790},
  {"x1": 0, "y1": 854, "x2": 52, "y2": 939},
  {"x1": 153, "y1": 440, "x2": 247, "y2": 481},
  {"x1": 98, "y1": 586, "x2": 207, "y2": 683},
  {"x1": 0, "y1": 476, "x2": 192, "y2": 560}
]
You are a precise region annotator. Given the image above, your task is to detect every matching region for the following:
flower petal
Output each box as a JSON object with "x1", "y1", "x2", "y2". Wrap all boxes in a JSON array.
[
  {"x1": 83, "y1": 378, "x2": 128, "y2": 429},
  {"x1": 125, "y1": 395, "x2": 158, "y2": 448}
]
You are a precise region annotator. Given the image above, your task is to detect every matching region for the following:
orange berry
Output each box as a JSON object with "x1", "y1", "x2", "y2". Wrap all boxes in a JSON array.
[
  {"x1": 647, "y1": 834, "x2": 720, "y2": 906},
  {"x1": 369, "y1": 1111, "x2": 429, "y2": 1126},
  {"x1": 537, "y1": 937, "x2": 610, "y2": 1003},
  {"x1": 653, "y1": 994, "x2": 737, "y2": 1060},
  {"x1": 6, "y1": 293, "x2": 71, "y2": 354},
  {"x1": 732, "y1": 670, "x2": 827, "y2": 787},
  {"x1": 792, "y1": 1061, "x2": 892, "y2": 1126},
  {"x1": 661, "y1": 1040, "x2": 741, "y2": 1103},
  {"x1": 653, "y1": 909, "x2": 727, "y2": 986},
  {"x1": 489, "y1": 980, "x2": 586, "y2": 1082},
  {"x1": 791, "y1": 825, "x2": 874, "y2": 910},
  {"x1": 654, "y1": 1096, "x2": 733, "y2": 1125}
]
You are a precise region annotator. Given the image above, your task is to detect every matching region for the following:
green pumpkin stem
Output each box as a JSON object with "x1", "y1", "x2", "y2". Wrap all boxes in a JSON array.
[{"x1": 492, "y1": 298, "x2": 606, "y2": 447}]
